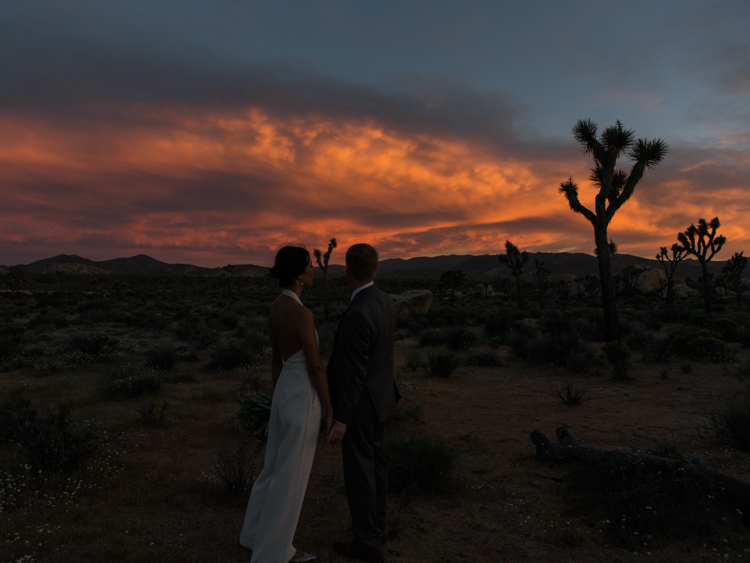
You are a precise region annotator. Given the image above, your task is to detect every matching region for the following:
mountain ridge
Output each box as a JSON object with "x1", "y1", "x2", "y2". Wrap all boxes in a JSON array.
[{"x1": 0, "y1": 252, "x2": 729, "y2": 280}]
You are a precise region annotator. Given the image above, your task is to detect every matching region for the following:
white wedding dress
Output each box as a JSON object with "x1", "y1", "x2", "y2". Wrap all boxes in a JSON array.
[{"x1": 240, "y1": 289, "x2": 321, "y2": 563}]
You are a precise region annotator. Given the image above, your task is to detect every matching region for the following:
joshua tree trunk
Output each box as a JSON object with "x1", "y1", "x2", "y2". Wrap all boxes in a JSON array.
[{"x1": 594, "y1": 227, "x2": 619, "y2": 340}]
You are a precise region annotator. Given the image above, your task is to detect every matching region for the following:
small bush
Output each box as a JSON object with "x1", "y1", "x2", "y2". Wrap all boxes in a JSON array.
[
  {"x1": 233, "y1": 393, "x2": 272, "y2": 442},
  {"x1": 136, "y1": 399, "x2": 167, "y2": 427},
  {"x1": 711, "y1": 393, "x2": 750, "y2": 451},
  {"x1": 708, "y1": 318, "x2": 739, "y2": 340},
  {"x1": 403, "y1": 348, "x2": 424, "y2": 372},
  {"x1": 564, "y1": 342, "x2": 605, "y2": 374},
  {"x1": 144, "y1": 346, "x2": 177, "y2": 370},
  {"x1": 464, "y1": 352, "x2": 503, "y2": 368},
  {"x1": 386, "y1": 434, "x2": 458, "y2": 494},
  {"x1": 106, "y1": 370, "x2": 162, "y2": 399},
  {"x1": 426, "y1": 351, "x2": 460, "y2": 378},
  {"x1": 641, "y1": 336, "x2": 671, "y2": 364},
  {"x1": 548, "y1": 379, "x2": 593, "y2": 406},
  {"x1": 419, "y1": 328, "x2": 448, "y2": 348},
  {"x1": 0, "y1": 404, "x2": 99, "y2": 472},
  {"x1": 603, "y1": 341, "x2": 631, "y2": 364},
  {"x1": 212, "y1": 440, "x2": 259, "y2": 495},
  {"x1": 205, "y1": 339, "x2": 255, "y2": 371},
  {"x1": 446, "y1": 328, "x2": 477, "y2": 351},
  {"x1": 65, "y1": 332, "x2": 118, "y2": 356}
]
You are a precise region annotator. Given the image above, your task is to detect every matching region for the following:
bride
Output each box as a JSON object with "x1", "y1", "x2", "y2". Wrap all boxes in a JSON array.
[{"x1": 240, "y1": 246, "x2": 334, "y2": 563}]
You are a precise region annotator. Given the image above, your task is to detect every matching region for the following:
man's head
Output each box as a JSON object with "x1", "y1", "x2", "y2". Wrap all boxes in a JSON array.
[{"x1": 345, "y1": 243, "x2": 379, "y2": 284}]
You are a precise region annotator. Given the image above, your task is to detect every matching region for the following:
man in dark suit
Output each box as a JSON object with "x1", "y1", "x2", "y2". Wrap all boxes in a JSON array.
[{"x1": 326, "y1": 243, "x2": 397, "y2": 563}]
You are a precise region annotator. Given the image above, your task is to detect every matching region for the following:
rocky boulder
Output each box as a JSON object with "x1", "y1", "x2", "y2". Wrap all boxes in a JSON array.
[
  {"x1": 394, "y1": 290, "x2": 433, "y2": 317},
  {"x1": 635, "y1": 268, "x2": 667, "y2": 293}
]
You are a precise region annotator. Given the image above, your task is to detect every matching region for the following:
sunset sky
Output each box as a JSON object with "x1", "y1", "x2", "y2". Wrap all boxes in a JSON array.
[{"x1": 1, "y1": 1, "x2": 749, "y2": 267}]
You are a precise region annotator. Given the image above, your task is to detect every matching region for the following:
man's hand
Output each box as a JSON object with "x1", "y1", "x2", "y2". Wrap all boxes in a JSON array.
[
  {"x1": 321, "y1": 413, "x2": 333, "y2": 436},
  {"x1": 326, "y1": 421, "x2": 347, "y2": 445}
]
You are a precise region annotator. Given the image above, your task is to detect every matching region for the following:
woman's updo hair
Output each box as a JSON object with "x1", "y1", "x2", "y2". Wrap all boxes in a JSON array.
[{"x1": 269, "y1": 246, "x2": 311, "y2": 287}]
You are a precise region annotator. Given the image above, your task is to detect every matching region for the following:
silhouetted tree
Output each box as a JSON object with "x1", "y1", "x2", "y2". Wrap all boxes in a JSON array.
[
  {"x1": 7, "y1": 266, "x2": 25, "y2": 293},
  {"x1": 676, "y1": 217, "x2": 726, "y2": 315},
  {"x1": 656, "y1": 244, "x2": 687, "y2": 305},
  {"x1": 314, "y1": 238, "x2": 337, "y2": 322},
  {"x1": 532, "y1": 260, "x2": 551, "y2": 309},
  {"x1": 722, "y1": 251, "x2": 748, "y2": 309},
  {"x1": 223, "y1": 264, "x2": 235, "y2": 297},
  {"x1": 498, "y1": 241, "x2": 528, "y2": 308},
  {"x1": 559, "y1": 119, "x2": 668, "y2": 340},
  {"x1": 440, "y1": 270, "x2": 465, "y2": 301}
]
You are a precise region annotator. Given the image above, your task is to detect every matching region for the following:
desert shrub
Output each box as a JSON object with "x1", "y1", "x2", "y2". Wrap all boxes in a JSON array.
[
  {"x1": 734, "y1": 327, "x2": 750, "y2": 348},
  {"x1": 233, "y1": 393, "x2": 272, "y2": 441},
  {"x1": 484, "y1": 316, "x2": 510, "y2": 338},
  {"x1": 711, "y1": 393, "x2": 750, "y2": 451},
  {"x1": 391, "y1": 401, "x2": 425, "y2": 423},
  {"x1": 548, "y1": 379, "x2": 593, "y2": 406},
  {"x1": 0, "y1": 403, "x2": 99, "y2": 472},
  {"x1": 426, "y1": 351, "x2": 460, "y2": 378},
  {"x1": 106, "y1": 367, "x2": 162, "y2": 399},
  {"x1": 28, "y1": 310, "x2": 70, "y2": 329},
  {"x1": 513, "y1": 331, "x2": 586, "y2": 369},
  {"x1": 603, "y1": 341, "x2": 631, "y2": 380},
  {"x1": 205, "y1": 339, "x2": 255, "y2": 371},
  {"x1": 212, "y1": 440, "x2": 259, "y2": 495},
  {"x1": 65, "y1": 332, "x2": 118, "y2": 356},
  {"x1": 653, "y1": 306, "x2": 692, "y2": 324},
  {"x1": 386, "y1": 434, "x2": 458, "y2": 494},
  {"x1": 407, "y1": 316, "x2": 429, "y2": 336},
  {"x1": 623, "y1": 324, "x2": 654, "y2": 351},
  {"x1": 564, "y1": 342, "x2": 605, "y2": 373},
  {"x1": 649, "y1": 441, "x2": 684, "y2": 460},
  {"x1": 446, "y1": 327, "x2": 477, "y2": 350},
  {"x1": 690, "y1": 313, "x2": 712, "y2": 326},
  {"x1": 464, "y1": 352, "x2": 503, "y2": 368},
  {"x1": 419, "y1": 328, "x2": 448, "y2": 348},
  {"x1": 403, "y1": 348, "x2": 424, "y2": 372},
  {"x1": 708, "y1": 318, "x2": 740, "y2": 340},
  {"x1": 220, "y1": 313, "x2": 239, "y2": 330},
  {"x1": 136, "y1": 399, "x2": 167, "y2": 427},
  {"x1": 641, "y1": 336, "x2": 672, "y2": 363},
  {"x1": 671, "y1": 329, "x2": 729, "y2": 361},
  {"x1": 144, "y1": 346, "x2": 177, "y2": 370}
]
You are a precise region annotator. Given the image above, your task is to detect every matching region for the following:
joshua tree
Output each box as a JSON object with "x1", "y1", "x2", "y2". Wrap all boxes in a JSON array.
[
  {"x1": 559, "y1": 119, "x2": 668, "y2": 340},
  {"x1": 223, "y1": 264, "x2": 235, "y2": 297},
  {"x1": 532, "y1": 260, "x2": 551, "y2": 309},
  {"x1": 676, "y1": 217, "x2": 726, "y2": 315},
  {"x1": 440, "y1": 269, "x2": 465, "y2": 301},
  {"x1": 656, "y1": 244, "x2": 687, "y2": 305},
  {"x1": 498, "y1": 240, "x2": 529, "y2": 309},
  {"x1": 721, "y1": 251, "x2": 748, "y2": 309},
  {"x1": 313, "y1": 238, "x2": 337, "y2": 321}
]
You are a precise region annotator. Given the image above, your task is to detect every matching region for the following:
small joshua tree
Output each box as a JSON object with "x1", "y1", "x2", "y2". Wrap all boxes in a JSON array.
[
  {"x1": 559, "y1": 119, "x2": 668, "y2": 340},
  {"x1": 498, "y1": 240, "x2": 528, "y2": 309},
  {"x1": 440, "y1": 270, "x2": 465, "y2": 301},
  {"x1": 656, "y1": 244, "x2": 687, "y2": 305},
  {"x1": 722, "y1": 251, "x2": 748, "y2": 309},
  {"x1": 314, "y1": 238, "x2": 337, "y2": 322},
  {"x1": 532, "y1": 260, "x2": 551, "y2": 309},
  {"x1": 223, "y1": 264, "x2": 235, "y2": 297},
  {"x1": 676, "y1": 217, "x2": 726, "y2": 314}
]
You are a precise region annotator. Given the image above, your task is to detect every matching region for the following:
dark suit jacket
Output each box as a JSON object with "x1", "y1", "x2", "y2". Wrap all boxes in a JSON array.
[{"x1": 327, "y1": 284, "x2": 397, "y2": 425}]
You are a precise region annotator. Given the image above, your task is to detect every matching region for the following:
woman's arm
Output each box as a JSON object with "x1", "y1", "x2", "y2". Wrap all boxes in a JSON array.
[
  {"x1": 298, "y1": 308, "x2": 334, "y2": 431},
  {"x1": 269, "y1": 318, "x2": 282, "y2": 389}
]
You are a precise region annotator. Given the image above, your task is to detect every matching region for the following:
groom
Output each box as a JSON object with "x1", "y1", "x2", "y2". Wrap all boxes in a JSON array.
[{"x1": 326, "y1": 243, "x2": 397, "y2": 562}]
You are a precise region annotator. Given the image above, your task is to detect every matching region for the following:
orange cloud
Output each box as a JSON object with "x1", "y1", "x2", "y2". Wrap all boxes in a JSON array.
[{"x1": 1, "y1": 102, "x2": 748, "y2": 267}]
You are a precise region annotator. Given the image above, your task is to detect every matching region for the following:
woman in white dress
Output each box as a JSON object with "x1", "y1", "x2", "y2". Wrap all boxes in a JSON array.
[{"x1": 240, "y1": 246, "x2": 334, "y2": 563}]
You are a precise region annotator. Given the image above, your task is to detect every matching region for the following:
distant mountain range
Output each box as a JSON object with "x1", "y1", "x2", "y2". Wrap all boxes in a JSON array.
[{"x1": 0, "y1": 252, "x2": 729, "y2": 280}]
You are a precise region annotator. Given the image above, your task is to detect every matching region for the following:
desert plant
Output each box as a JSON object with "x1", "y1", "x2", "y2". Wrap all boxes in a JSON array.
[
  {"x1": 314, "y1": 237, "x2": 337, "y2": 322},
  {"x1": 403, "y1": 348, "x2": 424, "y2": 372},
  {"x1": 446, "y1": 327, "x2": 477, "y2": 350},
  {"x1": 439, "y1": 270, "x2": 465, "y2": 300},
  {"x1": 464, "y1": 352, "x2": 503, "y2": 368},
  {"x1": 548, "y1": 378, "x2": 593, "y2": 406},
  {"x1": 603, "y1": 341, "x2": 631, "y2": 380},
  {"x1": 419, "y1": 328, "x2": 448, "y2": 348},
  {"x1": 656, "y1": 244, "x2": 687, "y2": 305},
  {"x1": 391, "y1": 401, "x2": 425, "y2": 423},
  {"x1": 559, "y1": 119, "x2": 668, "y2": 340},
  {"x1": 722, "y1": 252, "x2": 748, "y2": 309},
  {"x1": 386, "y1": 434, "x2": 458, "y2": 494},
  {"x1": 426, "y1": 351, "x2": 460, "y2": 378},
  {"x1": 136, "y1": 399, "x2": 167, "y2": 427},
  {"x1": 64, "y1": 332, "x2": 118, "y2": 356},
  {"x1": 212, "y1": 440, "x2": 259, "y2": 495},
  {"x1": 233, "y1": 393, "x2": 272, "y2": 442},
  {"x1": 106, "y1": 370, "x2": 162, "y2": 399},
  {"x1": 676, "y1": 217, "x2": 726, "y2": 314},
  {"x1": 532, "y1": 259, "x2": 551, "y2": 309},
  {"x1": 144, "y1": 346, "x2": 177, "y2": 370},
  {"x1": 206, "y1": 339, "x2": 255, "y2": 371},
  {"x1": 0, "y1": 404, "x2": 99, "y2": 472},
  {"x1": 498, "y1": 240, "x2": 529, "y2": 309}
]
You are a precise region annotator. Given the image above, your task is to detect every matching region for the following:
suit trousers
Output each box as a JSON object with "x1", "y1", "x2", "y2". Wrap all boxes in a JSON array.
[{"x1": 341, "y1": 421, "x2": 386, "y2": 552}]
